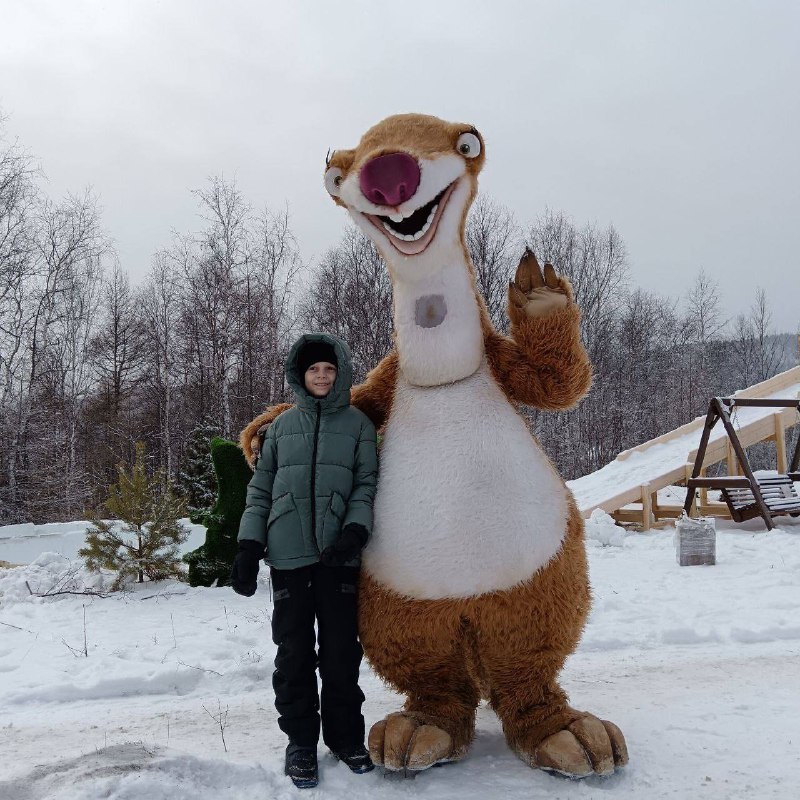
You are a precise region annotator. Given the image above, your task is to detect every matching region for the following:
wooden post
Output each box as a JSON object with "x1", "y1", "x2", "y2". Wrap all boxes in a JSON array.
[
  {"x1": 699, "y1": 466, "x2": 708, "y2": 507},
  {"x1": 774, "y1": 413, "x2": 787, "y2": 473},
  {"x1": 641, "y1": 483, "x2": 652, "y2": 531},
  {"x1": 684, "y1": 463, "x2": 695, "y2": 515},
  {"x1": 727, "y1": 439, "x2": 738, "y2": 476},
  {"x1": 716, "y1": 399, "x2": 774, "y2": 530}
]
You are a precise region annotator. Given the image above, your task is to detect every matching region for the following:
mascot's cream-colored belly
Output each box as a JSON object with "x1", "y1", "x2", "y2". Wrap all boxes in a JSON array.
[{"x1": 364, "y1": 361, "x2": 569, "y2": 600}]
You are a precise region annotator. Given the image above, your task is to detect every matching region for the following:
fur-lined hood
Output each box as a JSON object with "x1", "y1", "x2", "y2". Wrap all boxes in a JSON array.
[{"x1": 284, "y1": 332, "x2": 353, "y2": 413}]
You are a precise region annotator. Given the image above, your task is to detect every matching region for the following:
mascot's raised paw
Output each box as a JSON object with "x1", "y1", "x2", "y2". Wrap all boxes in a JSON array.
[
  {"x1": 522, "y1": 714, "x2": 628, "y2": 779},
  {"x1": 508, "y1": 248, "x2": 571, "y2": 322},
  {"x1": 369, "y1": 713, "x2": 456, "y2": 772}
]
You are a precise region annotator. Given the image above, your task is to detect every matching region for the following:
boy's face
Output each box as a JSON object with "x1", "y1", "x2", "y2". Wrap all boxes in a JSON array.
[{"x1": 304, "y1": 361, "x2": 337, "y2": 398}]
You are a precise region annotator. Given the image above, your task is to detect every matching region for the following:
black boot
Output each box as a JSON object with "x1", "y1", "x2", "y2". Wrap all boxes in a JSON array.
[
  {"x1": 331, "y1": 743, "x2": 374, "y2": 774},
  {"x1": 285, "y1": 743, "x2": 318, "y2": 789}
]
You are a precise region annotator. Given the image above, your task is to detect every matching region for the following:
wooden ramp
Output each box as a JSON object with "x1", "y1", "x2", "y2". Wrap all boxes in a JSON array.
[{"x1": 567, "y1": 366, "x2": 800, "y2": 530}]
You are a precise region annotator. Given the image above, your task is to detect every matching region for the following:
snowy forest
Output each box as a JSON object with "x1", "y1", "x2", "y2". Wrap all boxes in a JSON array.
[{"x1": 1, "y1": 123, "x2": 797, "y2": 526}]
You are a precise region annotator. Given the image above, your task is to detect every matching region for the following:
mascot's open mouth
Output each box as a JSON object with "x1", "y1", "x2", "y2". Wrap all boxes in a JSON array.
[{"x1": 366, "y1": 181, "x2": 457, "y2": 256}]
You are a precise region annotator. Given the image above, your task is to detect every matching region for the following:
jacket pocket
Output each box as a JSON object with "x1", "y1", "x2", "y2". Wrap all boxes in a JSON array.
[
  {"x1": 321, "y1": 491, "x2": 347, "y2": 550},
  {"x1": 266, "y1": 493, "x2": 303, "y2": 561}
]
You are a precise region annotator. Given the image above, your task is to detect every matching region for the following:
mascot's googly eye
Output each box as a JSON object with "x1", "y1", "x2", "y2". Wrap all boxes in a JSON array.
[
  {"x1": 325, "y1": 167, "x2": 344, "y2": 196},
  {"x1": 456, "y1": 132, "x2": 481, "y2": 159}
]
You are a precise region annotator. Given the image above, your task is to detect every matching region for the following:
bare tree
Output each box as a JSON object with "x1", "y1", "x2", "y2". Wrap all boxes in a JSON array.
[
  {"x1": 179, "y1": 177, "x2": 250, "y2": 438},
  {"x1": 0, "y1": 186, "x2": 109, "y2": 521},
  {"x1": 140, "y1": 252, "x2": 184, "y2": 478},
  {"x1": 730, "y1": 287, "x2": 781, "y2": 387},
  {"x1": 0, "y1": 127, "x2": 39, "y2": 521},
  {"x1": 91, "y1": 263, "x2": 144, "y2": 415},
  {"x1": 682, "y1": 268, "x2": 726, "y2": 415},
  {"x1": 81, "y1": 261, "x2": 149, "y2": 493},
  {"x1": 300, "y1": 227, "x2": 393, "y2": 382},
  {"x1": 237, "y1": 204, "x2": 301, "y2": 419},
  {"x1": 527, "y1": 208, "x2": 628, "y2": 358},
  {"x1": 466, "y1": 195, "x2": 522, "y2": 332}
]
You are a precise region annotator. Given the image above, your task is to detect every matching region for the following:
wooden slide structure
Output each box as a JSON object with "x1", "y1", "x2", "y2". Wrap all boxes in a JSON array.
[{"x1": 568, "y1": 366, "x2": 800, "y2": 530}]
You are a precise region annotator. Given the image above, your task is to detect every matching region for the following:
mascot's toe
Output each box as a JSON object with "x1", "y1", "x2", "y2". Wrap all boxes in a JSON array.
[
  {"x1": 525, "y1": 715, "x2": 628, "y2": 778},
  {"x1": 369, "y1": 712, "x2": 454, "y2": 771}
]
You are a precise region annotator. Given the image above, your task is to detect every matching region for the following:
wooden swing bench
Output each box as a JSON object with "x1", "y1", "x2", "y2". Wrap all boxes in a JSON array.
[{"x1": 683, "y1": 397, "x2": 800, "y2": 530}]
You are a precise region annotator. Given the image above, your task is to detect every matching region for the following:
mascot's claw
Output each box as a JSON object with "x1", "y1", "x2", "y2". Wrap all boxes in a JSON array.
[
  {"x1": 509, "y1": 248, "x2": 570, "y2": 320},
  {"x1": 525, "y1": 715, "x2": 628, "y2": 778},
  {"x1": 369, "y1": 713, "x2": 454, "y2": 771}
]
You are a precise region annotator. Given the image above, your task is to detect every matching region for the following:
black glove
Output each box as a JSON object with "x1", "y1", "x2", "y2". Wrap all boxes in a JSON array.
[
  {"x1": 230, "y1": 539, "x2": 265, "y2": 596},
  {"x1": 320, "y1": 524, "x2": 368, "y2": 567}
]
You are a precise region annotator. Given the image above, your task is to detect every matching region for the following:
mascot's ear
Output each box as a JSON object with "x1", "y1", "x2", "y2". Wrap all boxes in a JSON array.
[{"x1": 324, "y1": 148, "x2": 355, "y2": 201}]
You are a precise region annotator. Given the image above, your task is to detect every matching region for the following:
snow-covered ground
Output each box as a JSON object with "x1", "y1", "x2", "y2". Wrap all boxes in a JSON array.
[{"x1": 1, "y1": 514, "x2": 800, "y2": 799}]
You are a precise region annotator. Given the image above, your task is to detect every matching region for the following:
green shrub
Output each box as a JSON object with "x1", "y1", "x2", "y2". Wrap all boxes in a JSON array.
[{"x1": 183, "y1": 437, "x2": 252, "y2": 587}]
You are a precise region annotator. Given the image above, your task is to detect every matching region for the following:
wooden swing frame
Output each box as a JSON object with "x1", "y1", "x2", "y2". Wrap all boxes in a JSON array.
[{"x1": 683, "y1": 397, "x2": 800, "y2": 530}]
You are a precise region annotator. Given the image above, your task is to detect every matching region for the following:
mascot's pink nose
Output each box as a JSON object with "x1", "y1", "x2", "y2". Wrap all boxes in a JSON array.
[{"x1": 359, "y1": 152, "x2": 421, "y2": 207}]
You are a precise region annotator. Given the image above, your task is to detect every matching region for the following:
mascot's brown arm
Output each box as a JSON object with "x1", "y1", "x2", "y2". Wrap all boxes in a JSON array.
[
  {"x1": 239, "y1": 350, "x2": 399, "y2": 469},
  {"x1": 350, "y1": 348, "x2": 399, "y2": 430},
  {"x1": 239, "y1": 403, "x2": 294, "y2": 469},
  {"x1": 485, "y1": 251, "x2": 592, "y2": 410}
]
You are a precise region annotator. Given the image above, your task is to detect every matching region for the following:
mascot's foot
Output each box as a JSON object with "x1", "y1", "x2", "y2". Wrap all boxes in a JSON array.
[
  {"x1": 518, "y1": 715, "x2": 628, "y2": 778},
  {"x1": 368, "y1": 712, "x2": 457, "y2": 772}
]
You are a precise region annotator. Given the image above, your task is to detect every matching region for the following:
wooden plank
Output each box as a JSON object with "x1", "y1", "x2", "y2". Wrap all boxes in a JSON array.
[
  {"x1": 581, "y1": 484, "x2": 648, "y2": 517},
  {"x1": 617, "y1": 502, "x2": 733, "y2": 522},
  {"x1": 727, "y1": 439, "x2": 738, "y2": 476},
  {"x1": 651, "y1": 505, "x2": 682, "y2": 519},
  {"x1": 641, "y1": 484, "x2": 652, "y2": 531},
  {"x1": 735, "y1": 366, "x2": 800, "y2": 399},
  {"x1": 698, "y1": 503, "x2": 732, "y2": 518},
  {"x1": 724, "y1": 398, "x2": 800, "y2": 408},
  {"x1": 775, "y1": 414, "x2": 788, "y2": 473},
  {"x1": 649, "y1": 503, "x2": 732, "y2": 519},
  {"x1": 766, "y1": 504, "x2": 800, "y2": 514},
  {"x1": 687, "y1": 477, "x2": 751, "y2": 488}
]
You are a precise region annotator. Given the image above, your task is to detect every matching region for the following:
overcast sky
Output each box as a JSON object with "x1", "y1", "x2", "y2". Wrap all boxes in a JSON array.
[{"x1": 2, "y1": 0, "x2": 798, "y2": 332}]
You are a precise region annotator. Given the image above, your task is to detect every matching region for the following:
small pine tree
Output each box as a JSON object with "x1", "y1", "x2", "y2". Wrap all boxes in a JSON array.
[
  {"x1": 178, "y1": 421, "x2": 221, "y2": 523},
  {"x1": 81, "y1": 442, "x2": 189, "y2": 588}
]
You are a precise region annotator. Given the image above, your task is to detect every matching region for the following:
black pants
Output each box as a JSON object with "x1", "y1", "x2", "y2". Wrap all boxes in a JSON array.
[{"x1": 270, "y1": 563, "x2": 365, "y2": 750}]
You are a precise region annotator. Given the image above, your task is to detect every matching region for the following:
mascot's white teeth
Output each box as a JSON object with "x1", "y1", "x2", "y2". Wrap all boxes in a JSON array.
[
  {"x1": 365, "y1": 181, "x2": 456, "y2": 256},
  {"x1": 382, "y1": 205, "x2": 437, "y2": 241}
]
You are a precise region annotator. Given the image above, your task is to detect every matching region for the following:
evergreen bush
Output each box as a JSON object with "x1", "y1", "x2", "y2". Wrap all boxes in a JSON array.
[
  {"x1": 183, "y1": 437, "x2": 252, "y2": 587},
  {"x1": 179, "y1": 421, "x2": 221, "y2": 524}
]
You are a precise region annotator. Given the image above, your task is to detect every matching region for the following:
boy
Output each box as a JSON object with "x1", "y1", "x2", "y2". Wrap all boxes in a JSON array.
[{"x1": 231, "y1": 333, "x2": 377, "y2": 789}]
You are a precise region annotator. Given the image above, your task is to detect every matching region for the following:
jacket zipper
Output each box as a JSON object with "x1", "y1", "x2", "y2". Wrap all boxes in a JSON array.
[{"x1": 309, "y1": 401, "x2": 322, "y2": 553}]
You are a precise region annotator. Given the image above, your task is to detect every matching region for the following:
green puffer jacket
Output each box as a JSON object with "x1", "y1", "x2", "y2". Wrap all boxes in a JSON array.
[{"x1": 237, "y1": 333, "x2": 378, "y2": 570}]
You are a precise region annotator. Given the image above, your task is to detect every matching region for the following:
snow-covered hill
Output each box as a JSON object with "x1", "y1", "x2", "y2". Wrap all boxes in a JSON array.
[{"x1": 1, "y1": 513, "x2": 799, "y2": 799}]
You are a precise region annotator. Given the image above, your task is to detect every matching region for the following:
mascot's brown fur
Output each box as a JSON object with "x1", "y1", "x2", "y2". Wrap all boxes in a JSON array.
[{"x1": 241, "y1": 114, "x2": 628, "y2": 778}]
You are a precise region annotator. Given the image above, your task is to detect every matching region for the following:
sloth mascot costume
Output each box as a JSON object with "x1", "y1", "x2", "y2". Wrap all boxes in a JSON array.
[{"x1": 241, "y1": 114, "x2": 628, "y2": 779}]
